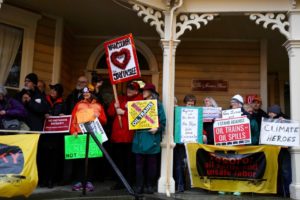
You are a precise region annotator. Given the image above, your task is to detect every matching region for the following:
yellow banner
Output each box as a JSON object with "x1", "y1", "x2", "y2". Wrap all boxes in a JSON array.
[
  {"x1": 0, "y1": 134, "x2": 40, "y2": 198},
  {"x1": 186, "y1": 144, "x2": 280, "y2": 193},
  {"x1": 128, "y1": 100, "x2": 158, "y2": 130}
]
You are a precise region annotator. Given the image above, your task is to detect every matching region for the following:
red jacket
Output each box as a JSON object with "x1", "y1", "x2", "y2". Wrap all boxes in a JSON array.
[
  {"x1": 107, "y1": 94, "x2": 143, "y2": 143},
  {"x1": 70, "y1": 99, "x2": 107, "y2": 134}
]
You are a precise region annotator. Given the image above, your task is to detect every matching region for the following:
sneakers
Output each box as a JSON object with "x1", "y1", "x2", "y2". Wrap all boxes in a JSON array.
[
  {"x1": 233, "y1": 192, "x2": 242, "y2": 196},
  {"x1": 86, "y1": 181, "x2": 95, "y2": 192},
  {"x1": 72, "y1": 181, "x2": 94, "y2": 192},
  {"x1": 72, "y1": 182, "x2": 82, "y2": 191},
  {"x1": 218, "y1": 191, "x2": 226, "y2": 195}
]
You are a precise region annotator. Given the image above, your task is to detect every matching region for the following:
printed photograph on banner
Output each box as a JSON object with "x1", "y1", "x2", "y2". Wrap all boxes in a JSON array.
[
  {"x1": 104, "y1": 34, "x2": 141, "y2": 84},
  {"x1": 43, "y1": 115, "x2": 72, "y2": 133},
  {"x1": 174, "y1": 106, "x2": 203, "y2": 143},
  {"x1": 260, "y1": 118, "x2": 300, "y2": 147},
  {"x1": 185, "y1": 143, "x2": 280, "y2": 194},
  {"x1": 128, "y1": 99, "x2": 158, "y2": 130},
  {"x1": 0, "y1": 134, "x2": 40, "y2": 198},
  {"x1": 213, "y1": 116, "x2": 251, "y2": 146},
  {"x1": 79, "y1": 118, "x2": 108, "y2": 143}
]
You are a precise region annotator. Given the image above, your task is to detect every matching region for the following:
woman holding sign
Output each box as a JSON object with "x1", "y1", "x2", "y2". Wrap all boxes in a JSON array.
[
  {"x1": 70, "y1": 84, "x2": 107, "y2": 192},
  {"x1": 132, "y1": 83, "x2": 166, "y2": 194}
]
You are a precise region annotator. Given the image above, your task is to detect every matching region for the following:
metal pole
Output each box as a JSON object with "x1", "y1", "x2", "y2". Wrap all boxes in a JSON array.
[
  {"x1": 82, "y1": 132, "x2": 90, "y2": 195},
  {"x1": 84, "y1": 122, "x2": 142, "y2": 199}
]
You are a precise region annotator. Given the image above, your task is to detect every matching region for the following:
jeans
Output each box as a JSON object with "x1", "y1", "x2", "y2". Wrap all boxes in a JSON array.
[{"x1": 174, "y1": 144, "x2": 186, "y2": 190}]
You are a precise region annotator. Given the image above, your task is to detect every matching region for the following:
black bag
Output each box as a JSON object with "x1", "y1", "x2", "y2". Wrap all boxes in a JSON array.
[{"x1": 2, "y1": 119, "x2": 21, "y2": 130}]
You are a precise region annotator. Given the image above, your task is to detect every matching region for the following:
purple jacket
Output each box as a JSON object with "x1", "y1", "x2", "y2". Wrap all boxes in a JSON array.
[{"x1": 0, "y1": 96, "x2": 27, "y2": 121}]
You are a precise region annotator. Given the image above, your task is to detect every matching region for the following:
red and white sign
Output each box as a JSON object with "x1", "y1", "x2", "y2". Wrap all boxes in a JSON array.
[
  {"x1": 43, "y1": 115, "x2": 72, "y2": 133},
  {"x1": 213, "y1": 116, "x2": 251, "y2": 146},
  {"x1": 104, "y1": 34, "x2": 141, "y2": 84},
  {"x1": 246, "y1": 94, "x2": 257, "y2": 104}
]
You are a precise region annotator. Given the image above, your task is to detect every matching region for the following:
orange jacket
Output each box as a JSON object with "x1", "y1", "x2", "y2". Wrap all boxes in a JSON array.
[{"x1": 70, "y1": 99, "x2": 107, "y2": 134}]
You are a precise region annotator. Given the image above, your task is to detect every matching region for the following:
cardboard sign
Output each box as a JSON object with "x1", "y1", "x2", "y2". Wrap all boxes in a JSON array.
[
  {"x1": 43, "y1": 115, "x2": 72, "y2": 133},
  {"x1": 213, "y1": 116, "x2": 251, "y2": 145},
  {"x1": 260, "y1": 118, "x2": 300, "y2": 147},
  {"x1": 64, "y1": 134, "x2": 103, "y2": 159},
  {"x1": 222, "y1": 108, "x2": 242, "y2": 119},
  {"x1": 104, "y1": 34, "x2": 141, "y2": 84},
  {"x1": 203, "y1": 107, "x2": 222, "y2": 122},
  {"x1": 79, "y1": 118, "x2": 108, "y2": 143},
  {"x1": 186, "y1": 143, "x2": 280, "y2": 194},
  {"x1": 128, "y1": 100, "x2": 158, "y2": 130},
  {"x1": 174, "y1": 107, "x2": 203, "y2": 143}
]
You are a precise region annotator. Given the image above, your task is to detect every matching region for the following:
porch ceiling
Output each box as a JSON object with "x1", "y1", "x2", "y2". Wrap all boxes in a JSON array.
[
  {"x1": 6, "y1": 0, "x2": 289, "y2": 76},
  {"x1": 7, "y1": 0, "x2": 159, "y2": 36}
]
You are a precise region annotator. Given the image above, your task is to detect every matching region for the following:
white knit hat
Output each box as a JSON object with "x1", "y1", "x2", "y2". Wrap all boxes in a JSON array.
[
  {"x1": 231, "y1": 94, "x2": 244, "y2": 104},
  {"x1": 0, "y1": 85, "x2": 7, "y2": 96}
]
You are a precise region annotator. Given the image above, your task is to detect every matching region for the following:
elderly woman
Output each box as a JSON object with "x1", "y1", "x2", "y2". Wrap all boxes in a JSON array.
[
  {"x1": 0, "y1": 85, "x2": 27, "y2": 130},
  {"x1": 132, "y1": 83, "x2": 166, "y2": 194},
  {"x1": 70, "y1": 84, "x2": 107, "y2": 192},
  {"x1": 203, "y1": 96, "x2": 219, "y2": 145}
]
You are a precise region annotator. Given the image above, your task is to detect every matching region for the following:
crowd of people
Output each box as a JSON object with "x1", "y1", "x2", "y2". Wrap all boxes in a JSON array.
[{"x1": 0, "y1": 72, "x2": 291, "y2": 197}]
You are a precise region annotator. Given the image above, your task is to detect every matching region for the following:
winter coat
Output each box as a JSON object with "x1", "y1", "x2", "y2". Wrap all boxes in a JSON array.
[
  {"x1": 0, "y1": 96, "x2": 27, "y2": 122},
  {"x1": 252, "y1": 108, "x2": 268, "y2": 131},
  {"x1": 46, "y1": 95, "x2": 66, "y2": 116},
  {"x1": 70, "y1": 99, "x2": 107, "y2": 134},
  {"x1": 132, "y1": 101, "x2": 166, "y2": 154},
  {"x1": 242, "y1": 108, "x2": 260, "y2": 145},
  {"x1": 15, "y1": 88, "x2": 49, "y2": 131},
  {"x1": 65, "y1": 89, "x2": 83, "y2": 114},
  {"x1": 107, "y1": 94, "x2": 143, "y2": 143}
]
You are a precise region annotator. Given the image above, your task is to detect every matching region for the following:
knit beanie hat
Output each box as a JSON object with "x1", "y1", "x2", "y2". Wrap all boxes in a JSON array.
[
  {"x1": 268, "y1": 105, "x2": 281, "y2": 115},
  {"x1": 25, "y1": 73, "x2": 38, "y2": 85}
]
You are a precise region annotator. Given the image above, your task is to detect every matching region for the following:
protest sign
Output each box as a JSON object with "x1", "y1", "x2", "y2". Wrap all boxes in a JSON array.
[
  {"x1": 43, "y1": 115, "x2": 71, "y2": 133},
  {"x1": 0, "y1": 134, "x2": 40, "y2": 198},
  {"x1": 186, "y1": 143, "x2": 280, "y2": 193},
  {"x1": 64, "y1": 134, "x2": 103, "y2": 159},
  {"x1": 203, "y1": 107, "x2": 222, "y2": 122},
  {"x1": 128, "y1": 100, "x2": 158, "y2": 130},
  {"x1": 213, "y1": 116, "x2": 251, "y2": 145},
  {"x1": 260, "y1": 118, "x2": 300, "y2": 147},
  {"x1": 104, "y1": 34, "x2": 141, "y2": 84},
  {"x1": 79, "y1": 117, "x2": 108, "y2": 143},
  {"x1": 174, "y1": 106, "x2": 203, "y2": 143},
  {"x1": 222, "y1": 108, "x2": 242, "y2": 119}
]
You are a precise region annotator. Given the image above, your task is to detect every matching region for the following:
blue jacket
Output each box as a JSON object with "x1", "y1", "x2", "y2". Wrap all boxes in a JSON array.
[{"x1": 132, "y1": 101, "x2": 166, "y2": 154}]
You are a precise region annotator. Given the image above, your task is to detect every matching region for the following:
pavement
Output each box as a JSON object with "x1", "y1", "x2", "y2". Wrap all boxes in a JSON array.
[{"x1": 0, "y1": 181, "x2": 289, "y2": 200}]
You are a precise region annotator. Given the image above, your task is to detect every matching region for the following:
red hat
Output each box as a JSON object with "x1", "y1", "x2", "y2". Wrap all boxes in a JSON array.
[
  {"x1": 127, "y1": 81, "x2": 140, "y2": 91},
  {"x1": 252, "y1": 95, "x2": 262, "y2": 103},
  {"x1": 142, "y1": 83, "x2": 158, "y2": 95}
]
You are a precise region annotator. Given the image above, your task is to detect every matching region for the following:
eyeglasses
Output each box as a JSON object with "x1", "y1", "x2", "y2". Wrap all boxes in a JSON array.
[
  {"x1": 78, "y1": 80, "x2": 87, "y2": 84},
  {"x1": 24, "y1": 79, "x2": 32, "y2": 83}
]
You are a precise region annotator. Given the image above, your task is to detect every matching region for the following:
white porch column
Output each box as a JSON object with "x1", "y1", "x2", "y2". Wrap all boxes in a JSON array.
[
  {"x1": 284, "y1": 10, "x2": 300, "y2": 200},
  {"x1": 158, "y1": 11, "x2": 180, "y2": 194}
]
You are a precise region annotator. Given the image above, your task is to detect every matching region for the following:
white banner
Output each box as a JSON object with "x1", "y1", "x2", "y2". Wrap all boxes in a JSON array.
[
  {"x1": 222, "y1": 108, "x2": 242, "y2": 119},
  {"x1": 260, "y1": 118, "x2": 300, "y2": 147}
]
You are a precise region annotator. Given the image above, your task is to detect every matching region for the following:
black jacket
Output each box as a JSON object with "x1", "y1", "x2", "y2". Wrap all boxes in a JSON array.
[
  {"x1": 65, "y1": 89, "x2": 83, "y2": 114},
  {"x1": 15, "y1": 87, "x2": 49, "y2": 131}
]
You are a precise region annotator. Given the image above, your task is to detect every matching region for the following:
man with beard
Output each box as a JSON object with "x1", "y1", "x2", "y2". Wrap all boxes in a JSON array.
[
  {"x1": 251, "y1": 96, "x2": 268, "y2": 131},
  {"x1": 65, "y1": 76, "x2": 88, "y2": 114}
]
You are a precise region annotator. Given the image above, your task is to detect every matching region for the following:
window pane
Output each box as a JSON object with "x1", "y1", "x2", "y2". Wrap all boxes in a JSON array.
[{"x1": 4, "y1": 25, "x2": 23, "y2": 88}]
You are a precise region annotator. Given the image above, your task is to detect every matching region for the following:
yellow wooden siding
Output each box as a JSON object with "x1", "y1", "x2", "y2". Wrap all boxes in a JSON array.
[
  {"x1": 60, "y1": 27, "x2": 75, "y2": 96},
  {"x1": 63, "y1": 38, "x2": 260, "y2": 109},
  {"x1": 173, "y1": 40, "x2": 260, "y2": 108},
  {"x1": 32, "y1": 17, "x2": 55, "y2": 88}
]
